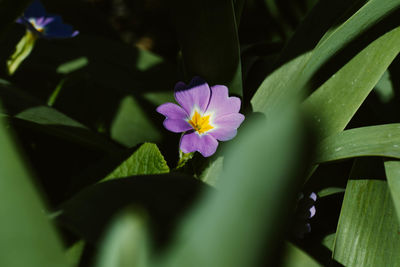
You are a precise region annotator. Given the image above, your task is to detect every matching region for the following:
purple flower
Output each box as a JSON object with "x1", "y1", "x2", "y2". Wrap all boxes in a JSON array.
[
  {"x1": 157, "y1": 77, "x2": 245, "y2": 157},
  {"x1": 17, "y1": 0, "x2": 79, "y2": 39}
]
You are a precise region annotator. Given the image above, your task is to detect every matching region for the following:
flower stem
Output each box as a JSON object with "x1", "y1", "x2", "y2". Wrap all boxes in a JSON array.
[{"x1": 176, "y1": 151, "x2": 194, "y2": 170}]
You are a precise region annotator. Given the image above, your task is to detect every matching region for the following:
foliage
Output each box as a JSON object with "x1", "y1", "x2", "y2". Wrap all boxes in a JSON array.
[{"x1": 0, "y1": 0, "x2": 399, "y2": 266}]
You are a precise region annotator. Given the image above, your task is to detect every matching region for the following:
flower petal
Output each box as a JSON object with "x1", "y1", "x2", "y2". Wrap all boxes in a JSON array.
[
  {"x1": 24, "y1": 0, "x2": 46, "y2": 18},
  {"x1": 210, "y1": 113, "x2": 245, "y2": 141},
  {"x1": 174, "y1": 77, "x2": 211, "y2": 114},
  {"x1": 43, "y1": 15, "x2": 79, "y2": 39},
  {"x1": 163, "y1": 119, "x2": 192, "y2": 133},
  {"x1": 156, "y1": 102, "x2": 188, "y2": 119},
  {"x1": 206, "y1": 85, "x2": 241, "y2": 117},
  {"x1": 180, "y1": 132, "x2": 218, "y2": 157}
]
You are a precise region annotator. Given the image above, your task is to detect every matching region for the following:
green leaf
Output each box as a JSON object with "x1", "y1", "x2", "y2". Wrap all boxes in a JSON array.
[
  {"x1": 111, "y1": 96, "x2": 161, "y2": 148},
  {"x1": 7, "y1": 105, "x2": 120, "y2": 154},
  {"x1": 102, "y1": 143, "x2": 169, "y2": 181},
  {"x1": 276, "y1": 0, "x2": 365, "y2": 65},
  {"x1": 95, "y1": 211, "x2": 150, "y2": 267},
  {"x1": 57, "y1": 57, "x2": 89, "y2": 74},
  {"x1": 172, "y1": 0, "x2": 242, "y2": 96},
  {"x1": 162, "y1": 102, "x2": 307, "y2": 267},
  {"x1": 252, "y1": 0, "x2": 400, "y2": 116},
  {"x1": 199, "y1": 157, "x2": 224, "y2": 186},
  {"x1": 322, "y1": 233, "x2": 336, "y2": 251},
  {"x1": 0, "y1": 106, "x2": 68, "y2": 267},
  {"x1": 251, "y1": 51, "x2": 312, "y2": 116},
  {"x1": 7, "y1": 31, "x2": 37, "y2": 75},
  {"x1": 302, "y1": 26, "x2": 400, "y2": 138},
  {"x1": 65, "y1": 241, "x2": 85, "y2": 267},
  {"x1": 333, "y1": 179, "x2": 400, "y2": 266},
  {"x1": 315, "y1": 124, "x2": 400, "y2": 163},
  {"x1": 282, "y1": 242, "x2": 321, "y2": 267},
  {"x1": 0, "y1": 81, "x2": 121, "y2": 154},
  {"x1": 375, "y1": 70, "x2": 395, "y2": 103},
  {"x1": 384, "y1": 160, "x2": 400, "y2": 223}
]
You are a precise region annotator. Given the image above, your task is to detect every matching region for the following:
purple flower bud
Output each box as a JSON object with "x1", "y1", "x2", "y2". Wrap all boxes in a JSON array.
[
  {"x1": 17, "y1": 0, "x2": 79, "y2": 39},
  {"x1": 157, "y1": 77, "x2": 245, "y2": 157}
]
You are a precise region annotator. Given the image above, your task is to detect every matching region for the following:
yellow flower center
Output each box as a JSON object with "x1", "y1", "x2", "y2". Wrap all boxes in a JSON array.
[
  {"x1": 188, "y1": 110, "x2": 214, "y2": 134},
  {"x1": 29, "y1": 19, "x2": 44, "y2": 33}
]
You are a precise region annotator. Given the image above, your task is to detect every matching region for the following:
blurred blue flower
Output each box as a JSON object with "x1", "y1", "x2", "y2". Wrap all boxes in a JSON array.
[
  {"x1": 17, "y1": 0, "x2": 79, "y2": 39},
  {"x1": 292, "y1": 192, "x2": 317, "y2": 239}
]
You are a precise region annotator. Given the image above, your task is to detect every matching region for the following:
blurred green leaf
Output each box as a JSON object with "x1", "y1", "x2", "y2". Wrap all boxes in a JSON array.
[
  {"x1": 333, "y1": 179, "x2": 400, "y2": 266},
  {"x1": 0, "y1": 106, "x2": 68, "y2": 267},
  {"x1": 7, "y1": 31, "x2": 37, "y2": 75},
  {"x1": 96, "y1": 211, "x2": 150, "y2": 267},
  {"x1": 199, "y1": 157, "x2": 224, "y2": 187},
  {"x1": 375, "y1": 70, "x2": 395, "y2": 103},
  {"x1": 315, "y1": 124, "x2": 400, "y2": 163},
  {"x1": 57, "y1": 57, "x2": 89, "y2": 74},
  {"x1": 162, "y1": 102, "x2": 307, "y2": 267},
  {"x1": 303, "y1": 26, "x2": 400, "y2": 138},
  {"x1": 384, "y1": 160, "x2": 400, "y2": 223},
  {"x1": 282, "y1": 242, "x2": 321, "y2": 267},
  {"x1": 65, "y1": 241, "x2": 85, "y2": 267},
  {"x1": 252, "y1": 0, "x2": 400, "y2": 116},
  {"x1": 102, "y1": 143, "x2": 169, "y2": 181},
  {"x1": 111, "y1": 96, "x2": 161, "y2": 148},
  {"x1": 172, "y1": 0, "x2": 242, "y2": 96}
]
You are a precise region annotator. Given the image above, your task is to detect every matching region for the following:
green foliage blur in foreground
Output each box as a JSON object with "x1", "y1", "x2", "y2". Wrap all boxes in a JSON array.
[{"x1": 0, "y1": 0, "x2": 400, "y2": 266}]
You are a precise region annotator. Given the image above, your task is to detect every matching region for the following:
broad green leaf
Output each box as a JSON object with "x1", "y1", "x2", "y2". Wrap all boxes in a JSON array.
[
  {"x1": 0, "y1": 107, "x2": 68, "y2": 267},
  {"x1": 111, "y1": 96, "x2": 162, "y2": 147},
  {"x1": 315, "y1": 124, "x2": 400, "y2": 163},
  {"x1": 251, "y1": 51, "x2": 312, "y2": 116},
  {"x1": 172, "y1": 0, "x2": 242, "y2": 96},
  {"x1": 96, "y1": 212, "x2": 150, "y2": 267},
  {"x1": 252, "y1": 0, "x2": 400, "y2": 116},
  {"x1": 0, "y1": 0, "x2": 31, "y2": 37},
  {"x1": 103, "y1": 143, "x2": 169, "y2": 181},
  {"x1": 282, "y1": 242, "x2": 321, "y2": 267},
  {"x1": 333, "y1": 179, "x2": 400, "y2": 266},
  {"x1": 163, "y1": 102, "x2": 307, "y2": 267},
  {"x1": 384, "y1": 160, "x2": 400, "y2": 223},
  {"x1": 303, "y1": 26, "x2": 400, "y2": 138}
]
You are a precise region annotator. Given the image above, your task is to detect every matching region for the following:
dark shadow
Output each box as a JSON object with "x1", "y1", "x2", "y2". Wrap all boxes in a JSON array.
[{"x1": 58, "y1": 174, "x2": 210, "y2": 250}]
